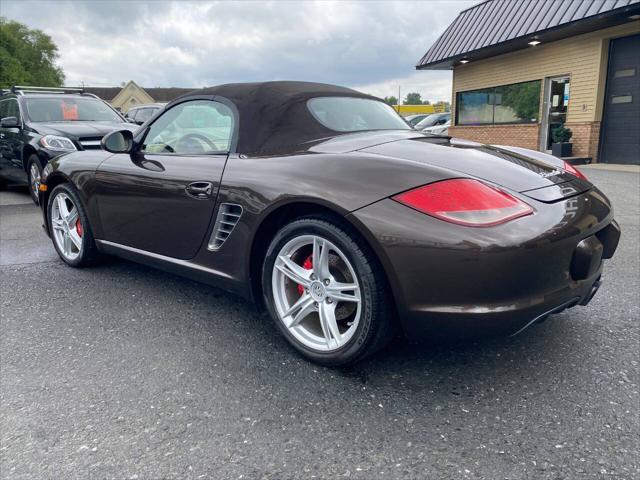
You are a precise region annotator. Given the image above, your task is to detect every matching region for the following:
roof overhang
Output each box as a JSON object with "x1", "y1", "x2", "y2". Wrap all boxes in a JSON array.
[{"x1": 417, "y1": 4, "x2": 640, "y2": 70}]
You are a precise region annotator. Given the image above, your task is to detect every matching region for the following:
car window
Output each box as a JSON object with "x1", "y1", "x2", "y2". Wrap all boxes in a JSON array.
[
  {"x1": 126, "y1": 109, "x2": 138, "y2": 122},
  {"x1": 413, "y1": 114, "x2": 441, "y2": 129},
  {"x1": 0, "y1": 98, "x2": 20, "y2": 120},
  {"x1": 307, "y1": 97, "x2": 411, "y2": 132},
  {"x1": 0, "y1": 99, "x2": 9, "y2": 119},
  {"x1": 25, "y1": 96, "x2": 122, "y2": 122},
  {"x1": 141, "y1": 100, "x2": 234, "y2": 154},
  {"x1": 136, "y1": 108, "x2": 155, "y2": 123},
  {"x1": 415, "y1": 113, "x2": 450, "y2": 129}
]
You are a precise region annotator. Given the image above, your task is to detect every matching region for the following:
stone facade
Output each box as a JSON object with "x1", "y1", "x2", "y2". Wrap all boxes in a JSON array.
[
  {"x1": 449, "y1": 122, "x2": 602, "y2": 161},
  {"x1": 565, "y1": 122, "x2": 601, "y2": 160},
  {"x1": 448, "y1": 124, "x2": 539, "y2": 151}
]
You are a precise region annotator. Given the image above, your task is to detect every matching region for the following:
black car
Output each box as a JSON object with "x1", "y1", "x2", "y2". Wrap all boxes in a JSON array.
[
  {"x1": 39, "y1": 81, "x2": 619, "y2": 366},
  {"x1": 125, "y1": 103, "x2": 166, "y2": 125},
  {"x1": 0, "y1": 86, "x2": 137, "y2": 202}
]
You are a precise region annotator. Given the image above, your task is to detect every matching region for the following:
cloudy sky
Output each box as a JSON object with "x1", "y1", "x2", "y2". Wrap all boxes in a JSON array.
[{"x1": 2, "y1": 0, "x2": 475, "y2": 102}]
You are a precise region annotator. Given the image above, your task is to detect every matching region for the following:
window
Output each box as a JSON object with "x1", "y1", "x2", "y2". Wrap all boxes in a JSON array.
[
  {"x1": 414, "y1": 113, "x2": 451, "y2": 129},
  {"x1": 307, "y1": 97, "x2": 411, "y2": 132},
  {"x1": 25, "y1": 96, "x2": 122, "y2": 122},
  {"x1": 126, "y1": 109, "x2": 138, "y2": 122},
  {"x1": 611, "y1": 95, "x2": 632, "y2": 104},
  {"x1": 142, "y1": 100, "x2": 234, "y2": 154},
  {"x1": 0, "y1": 98, "x2": 20, "y2": 120},
  {"x1": 614, "y1": 68, "x2": 635, "y2": 78},
  {"x1": 135, "y1": 107, "x2": 155, "y2": 123},
  {"x1": 456, "y1": 80, "x2": 541, "y2": 125}
]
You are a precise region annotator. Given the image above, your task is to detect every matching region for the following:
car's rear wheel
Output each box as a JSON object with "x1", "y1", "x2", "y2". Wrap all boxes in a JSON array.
[
  {"x1": 48, "y1": 184, "x2": 100, "y2": 267},
  {"x1": 262, "y1": 216, "x2": 395, "y2": 366},
  {"x1": 27, "y1": 155, "x2": 43, "y2": 204}
]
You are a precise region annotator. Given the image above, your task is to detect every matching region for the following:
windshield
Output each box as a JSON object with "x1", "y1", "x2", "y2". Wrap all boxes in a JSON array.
[
  {"x1": 414, "y1": 113, "x2": 450, "y2": 130},
  {"x1": 307, "y1": 97, "x2": 411, "y2": 132},
  {"x1": 25, "y1": 96, "x2": 123, "y2": 122}
]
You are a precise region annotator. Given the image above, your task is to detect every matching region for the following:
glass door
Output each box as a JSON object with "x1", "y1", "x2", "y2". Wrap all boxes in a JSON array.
[{"x1": 541, "y1": 76, "x2": 570, "y2": 151}]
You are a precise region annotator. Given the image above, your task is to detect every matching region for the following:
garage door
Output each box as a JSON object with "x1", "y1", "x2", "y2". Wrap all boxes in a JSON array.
[{"x1": 600, "y1": 34, "x2": 640, "y2": 165}]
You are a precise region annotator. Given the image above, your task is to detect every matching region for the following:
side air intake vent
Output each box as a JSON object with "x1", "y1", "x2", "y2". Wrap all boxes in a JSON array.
[{"x1": 208, "y1": 203, "x2": 243, "y2": 251}]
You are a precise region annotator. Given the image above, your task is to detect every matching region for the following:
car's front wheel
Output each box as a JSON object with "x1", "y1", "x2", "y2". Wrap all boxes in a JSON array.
[
  {"x1": 48, "y1": 184, "x2": 100, "y2": 267},
  {"x1": 262, "y1": 216, "x2": 395, "y2": 366},
  {"x1": 27, "y1": 155, "x2": 43, "y2": 204}
]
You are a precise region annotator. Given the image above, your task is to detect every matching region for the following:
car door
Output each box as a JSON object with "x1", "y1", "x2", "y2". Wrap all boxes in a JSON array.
[
  {"x1": 0, "y1": 98, "x2": 26, "y2": 183},
  {"x1": 0, "y1": 98, "x2": 10, "y2": 165},
  {"x1": 95, "y1": 98, "x2": 236, "y2": 260}
]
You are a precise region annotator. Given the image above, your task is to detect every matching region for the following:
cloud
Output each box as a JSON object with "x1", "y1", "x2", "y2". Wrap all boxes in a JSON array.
[{"x1": 1, "y1": 0, "x2": 474, "y2": 101}]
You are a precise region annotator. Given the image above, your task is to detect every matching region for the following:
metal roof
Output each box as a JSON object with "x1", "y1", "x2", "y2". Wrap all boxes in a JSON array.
[{"x1": 417, "y1": 0, "x2": 640, "y2": 70}]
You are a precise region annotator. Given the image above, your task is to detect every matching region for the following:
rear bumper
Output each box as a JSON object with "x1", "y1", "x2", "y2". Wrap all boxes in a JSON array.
[
  {"x1": 349, "y1": 189, "x2": 620, "y2": 339},
  {"x1": 399, "y1": 269, "x2": 603, "y2": 339}
]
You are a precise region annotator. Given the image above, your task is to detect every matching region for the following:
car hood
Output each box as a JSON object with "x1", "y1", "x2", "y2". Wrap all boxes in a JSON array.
[
  {"x1": 311, "y1": 130, "x2": 586, "y2": 194},
  {"x1": 31, "y1": 121, "x2": 138, "y2": 138}
]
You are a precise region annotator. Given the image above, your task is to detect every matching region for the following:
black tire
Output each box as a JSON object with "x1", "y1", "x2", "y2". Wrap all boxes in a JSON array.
[
  {"x1": 47, "y1": 183, "x2": 101, "y2": 267},
  {"x1": 262, "y1": 215, "x2": 395, "y2": 366},
  {"x1": 26, "y1": 155, "x2": 43, "y2": 204}
]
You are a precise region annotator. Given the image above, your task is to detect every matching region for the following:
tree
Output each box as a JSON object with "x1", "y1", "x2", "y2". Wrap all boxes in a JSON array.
[
  {"x1": 499, "y1": 81, "x2": 541, "y2": 121},
  {"x1": 383, "y1": 96, "x2": 398, "y2": 106},
  {"x1": 0, "y1": 17, "x2": 64, "y2": 88},
  {"x1": 403, "y1": 92, "x2": 425, "y2": 105}
]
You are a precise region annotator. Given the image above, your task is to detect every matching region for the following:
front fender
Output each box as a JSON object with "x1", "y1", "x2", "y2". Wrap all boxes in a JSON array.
[{"x1": 39, "y1": 150, "x2": 113, "y2": 237}]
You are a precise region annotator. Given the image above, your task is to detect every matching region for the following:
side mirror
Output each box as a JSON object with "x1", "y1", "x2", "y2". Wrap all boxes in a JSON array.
[
  {"x1": 101, "y1": 129, "x2": 134, "y2": 153},
  {"x1": 0, "y1": 116, "x2": 19, "y2": 128}
]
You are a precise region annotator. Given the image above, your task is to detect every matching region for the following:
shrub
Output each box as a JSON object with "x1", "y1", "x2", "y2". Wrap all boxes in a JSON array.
[{"x1": 552, "y1": 126, "x2": 573, "y2": 143}]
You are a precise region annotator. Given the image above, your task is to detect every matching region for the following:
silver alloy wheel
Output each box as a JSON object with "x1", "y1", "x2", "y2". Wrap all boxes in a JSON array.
[
  {"x1": 29, "y1": 162, "x2": 41, "y2": 199},
  {"x1": 272, "y1": 235, "x2": 362, "y2": 352},
  {"x1": 51, "y1": 192, "x2": 83, "y2": 261}
]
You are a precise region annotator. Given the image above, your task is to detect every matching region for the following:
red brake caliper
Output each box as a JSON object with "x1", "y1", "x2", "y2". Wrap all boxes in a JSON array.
[
  {"x1": 76, "y1": 219, "x2": 83, "y2": 237},
  {"x1": 297, "y1": 255, "x2": 313, "y2": 295}
]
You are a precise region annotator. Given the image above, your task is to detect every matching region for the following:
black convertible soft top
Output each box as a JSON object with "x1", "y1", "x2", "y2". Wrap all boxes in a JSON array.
[{"x1": 177, "y1": 81, "x2": 383, "y2": 155}]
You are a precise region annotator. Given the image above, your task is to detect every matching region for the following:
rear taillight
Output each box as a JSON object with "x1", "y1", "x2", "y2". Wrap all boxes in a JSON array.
[
  {"x1": 393, "y1": 178, "x2": 533, "y2": 227},
  {"x1": 563, "y1": 161, "x2": 587, "y2": 180}
]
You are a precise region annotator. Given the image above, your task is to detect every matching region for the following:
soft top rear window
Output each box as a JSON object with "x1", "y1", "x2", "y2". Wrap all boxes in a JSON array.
[{"x1": 307, "y1": 97, "x2": 411, "y2": 133}]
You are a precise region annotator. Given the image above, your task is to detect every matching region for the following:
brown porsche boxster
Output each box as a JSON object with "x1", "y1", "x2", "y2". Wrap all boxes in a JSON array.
[{"x1": 39, "y1": 81, "x2": 620, "y2": 366}]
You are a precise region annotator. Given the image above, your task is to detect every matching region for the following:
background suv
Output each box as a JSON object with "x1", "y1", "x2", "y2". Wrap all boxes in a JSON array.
[
  {"x1": 0, "y1": 86, "x2": 137, "y2": 203},
  {"x1": 125, "y1": 103, "x2": 166, "y2": 125}
]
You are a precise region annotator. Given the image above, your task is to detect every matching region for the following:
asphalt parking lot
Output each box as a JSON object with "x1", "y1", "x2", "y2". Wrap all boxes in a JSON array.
[{"x1": 1, "y1": 167, "x2": 638, "y2": 479}]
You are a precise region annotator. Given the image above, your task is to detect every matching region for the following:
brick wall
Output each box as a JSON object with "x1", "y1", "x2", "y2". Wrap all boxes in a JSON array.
[
  {"x1": 565, "y1": 122, "x2": 601, "y2": 161},
  {"x1": 448, "y1": 122, "x2": 602, "y2": 161},
  {"x1": 448, "y1": 124, "x2": 540, "y2": 150}
]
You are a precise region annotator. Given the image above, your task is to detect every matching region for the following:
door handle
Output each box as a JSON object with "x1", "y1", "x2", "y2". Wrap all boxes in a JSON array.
[{"x1": 186, "y1": 181, "x2": 213, "y2": 199}]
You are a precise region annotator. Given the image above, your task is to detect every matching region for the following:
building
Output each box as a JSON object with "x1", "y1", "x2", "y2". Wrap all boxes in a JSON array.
[
  {"x1": 393, "y1": 102, "x2": 450, "y2": 116},
  {"x1": 394, "y1": 104, "x2": 437, "y2": 115},
  {"x1": 417, "y1": 0, "x2": 640, "y2": 164},
  {"x1": 83, "y1": 81, "x2": 194, "y2": 113}
]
